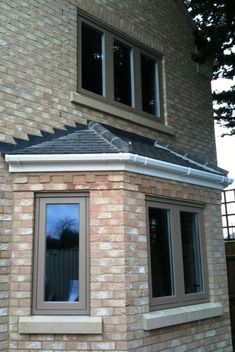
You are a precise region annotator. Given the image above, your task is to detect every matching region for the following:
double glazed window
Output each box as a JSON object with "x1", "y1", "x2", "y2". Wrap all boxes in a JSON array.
[
  {"x1": 79, "y1": 18, "x2": 162, "y2": 119},
  {"x1": 147, "y1": 199, "x2": 208, "y2": 310},
  {"x1": 33, "y1": 194, "x2": 88, "y2": 315}
]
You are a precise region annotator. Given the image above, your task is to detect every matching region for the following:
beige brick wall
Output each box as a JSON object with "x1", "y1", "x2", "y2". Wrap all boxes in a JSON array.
[
  {"x1": 0, "y1": 0, "x2": 216, "y2": 162},
  {"x1": 6, "y1": 170, "x2": 232, "y2": 351}
]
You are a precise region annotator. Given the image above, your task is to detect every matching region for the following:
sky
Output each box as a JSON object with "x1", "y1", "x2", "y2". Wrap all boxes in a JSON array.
[
  {"x1": 46, "y1": 204, "x2": 80, "y2": 238},
  {"x1": 212, "y1": 78, "x2": 235, "y2": 189},
  {"x1": 215, "y1": 124, "x2": 235, "y2": 189}
]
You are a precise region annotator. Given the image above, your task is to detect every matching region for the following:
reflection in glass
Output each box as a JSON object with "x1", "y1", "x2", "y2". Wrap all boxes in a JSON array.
[
  {"x1": 113, "y1": 39, "x2": 132, "y2": 106},
  {"x1": 82, "y1": 23, "x2": 103, "y2": 95},
  {"x1": 149, "y1": 208, "x2": 174, "y2": 297},
  {"x1": 141, "y1": 54, "x2": 158, "y2": 116},
  {"x1": 180, "y1": 211, "x2": 203, "y2": 294},
  {"x1": 45, "y1": 204, "x2": 79, "y2": 302}
]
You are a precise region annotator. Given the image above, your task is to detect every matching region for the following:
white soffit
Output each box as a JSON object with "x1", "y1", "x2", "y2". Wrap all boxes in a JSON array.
[{"x1": 5, "y1": 153, "x2": 233, "y2": 190}]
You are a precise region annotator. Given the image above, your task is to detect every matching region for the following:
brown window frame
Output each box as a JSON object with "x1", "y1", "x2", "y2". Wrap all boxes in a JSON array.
[
  {"x1": 33, "y1": 193, "x2": 89, "y2": 315},
  {"x1": 77, "y1": 15, "x2": 164, "y2": 122},
  {"x1": 146, "y1": 197, "x2": 209, "y2": 311}
]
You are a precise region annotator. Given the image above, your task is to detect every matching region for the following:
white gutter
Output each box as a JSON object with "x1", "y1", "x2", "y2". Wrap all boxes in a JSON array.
[{"x1": 5, "y1": 153, "x2": 233, "y2": 190}]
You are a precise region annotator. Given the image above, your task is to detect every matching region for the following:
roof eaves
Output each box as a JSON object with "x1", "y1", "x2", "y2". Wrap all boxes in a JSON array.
[{"x1": 5, "y1": 152, "x2": 233, "y2": 190}]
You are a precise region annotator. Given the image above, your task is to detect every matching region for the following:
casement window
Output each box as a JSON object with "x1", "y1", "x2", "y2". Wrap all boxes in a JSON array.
[
  {"x1": 33, "y1": 193, "x2": 89, "y2": 315},
  {"x1": 78, "y1": 17, "x2": 162, "y2": 120},
  {"x1": 146, "y1": 198, "x2": 208, "y2": 310}
]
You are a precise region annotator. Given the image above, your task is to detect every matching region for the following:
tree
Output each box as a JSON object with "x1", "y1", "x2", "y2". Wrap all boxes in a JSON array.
[
  {"x1": 47, "y1": 218, "x2": 79, "y2": 249},
  {"x1": 183, "y1": 0, "x2": 235, "y2": 135}
]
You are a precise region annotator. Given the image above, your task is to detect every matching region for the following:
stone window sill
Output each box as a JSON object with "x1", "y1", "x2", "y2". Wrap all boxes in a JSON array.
[
  {"x1": 19, "y1": 316, "x2": 102, "y2": 334},
  {"x1": 143, "y1": 302, "x2": 223, "y2": 330},
  {"x1": 70, "y1": 92, "x2": 175, "y2": 136}
]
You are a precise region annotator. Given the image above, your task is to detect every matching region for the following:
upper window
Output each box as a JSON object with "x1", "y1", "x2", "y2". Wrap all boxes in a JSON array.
[
  {"x1": 33, "y1": 193, "x2": 89, "y2": 315},
  {"x1": 78, "y1": 17, "x2": 162, "y2": 120},
  {"x1": 146, "y1": 198, "x2": 208, "y2": 310}
]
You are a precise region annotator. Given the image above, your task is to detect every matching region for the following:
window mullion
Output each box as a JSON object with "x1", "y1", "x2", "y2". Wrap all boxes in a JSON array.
[
  {"x1": 155, "y1": 60, "x2": 161, "y2": 117},
  {"x1": 133, "y1": 47, "x2": 142, "y2": 113},
  {"x1": 105, "y1": 31, "x2": 114, "y2": 102},
  {"x1": 36, "y1": 198, "x2": 47, "y2": 310},
  {"x1": 173, "y1": 207, "x2": 185, "y2": 303},
  {"x1": 199, "y1": 210, "x2": 208, "y2": 295},
  {"x1": 78, "y1": 197, "x2": 86, "y2": 309},
  {"x1": 77, "y1": 17, "x2": 82, "y2": 92}
]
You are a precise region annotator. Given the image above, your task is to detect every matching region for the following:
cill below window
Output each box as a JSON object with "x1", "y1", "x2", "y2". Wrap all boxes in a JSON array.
[
  {"x1": 33, "y1": 193, "x2": 89, "y2": 315},
  {"x1": 146, "y1": 198, "x2": 208, "y2": 310},
  {"x1": 78, "y1": 17, "x2": 162, "y2": 120}
]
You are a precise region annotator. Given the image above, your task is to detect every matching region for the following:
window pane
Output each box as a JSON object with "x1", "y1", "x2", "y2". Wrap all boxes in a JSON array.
[
  {"x1": 141, "y1": 54, "x2": 158, "y2": 116},
  {"x1": 180, "y1": 211, "x2": 203, "y2": 294},
  {"x1": 82, "y1": 23, "x2": 103, "y2": 95},
  {"x1": 113, "y1": 39, "x2": 132, "y2": 106},
  {"x1": 45, "y1": 204, "x2": 80, "y2": 302},
  {"x1": 149, "y1": 208, "x2": 174, "y2": 297}
]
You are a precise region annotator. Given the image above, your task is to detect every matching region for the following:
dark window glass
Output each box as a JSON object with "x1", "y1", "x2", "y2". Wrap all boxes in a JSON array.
[
  {"x1": 82, "y1": 23, "x2": 103, "y2": 95},
  {"x1": 180, "y1": 211, "x2": 203, "y2": 294},
  {"x1": 113, "y1": 39, "x2": 132, "y2": 106},
  {"x1": 45, "y1": 204, "x2": 80, "y2": 302},
  {"x1": 149, "y1": 208, "x2": 174, "y2": 297},
  {"x1": 141, "y1": 54, "x2": 157, "y2": 115}
]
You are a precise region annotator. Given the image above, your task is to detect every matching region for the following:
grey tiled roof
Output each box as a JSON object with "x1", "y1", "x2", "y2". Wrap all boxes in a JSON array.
[{"x1": 5, "y1": 120, "x2": 227, "y2": 176}]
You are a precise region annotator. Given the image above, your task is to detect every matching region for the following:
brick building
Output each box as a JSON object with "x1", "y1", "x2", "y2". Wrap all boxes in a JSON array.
[{"x1": 0, "y1": 0, "x2": 233, "y2": 351}]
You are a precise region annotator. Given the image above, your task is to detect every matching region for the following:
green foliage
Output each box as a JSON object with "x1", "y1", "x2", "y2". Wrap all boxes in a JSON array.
[{"x1": 184, "y1": 0, "x2": 235, "y2": 135}]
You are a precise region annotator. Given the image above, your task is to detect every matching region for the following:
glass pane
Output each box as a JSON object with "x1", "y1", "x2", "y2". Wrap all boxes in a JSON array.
[
  {"x1": 227, "y1": 203, "x2": 235, "y2": 215},
  {"x1": 149, "y1": 207, "x2": 174, "y2": 297},
  {"x1": 45, "y1": 204, "x2": 80, "y2": 302},
  {"x1": 141, "y1": 54, "x2": 158, "y2": 115},
  {"x1": 180, "y1": 211, "x2": 203, "y2": 294},
  {"x1": 221, "y1": 204, "x2": 226, "y2": 215},
  {"x1": 222, "y1": 215, "x2": 228, "y2": 227},
  {"x1": 227, "y1": 215, "x2": 235, "y2": 228},
  {"x1": 113, "y1": 39, "x2": 132, "y2": 106},
  {"x1": 82, "y1": 23, "x2": 103, "y2": 95},
  {"x1": 223, "y1": 227, "x2": 229, "y2": 239},
  {"x1": 224, "y1": 190, "x2": 235, "y2": 202}
]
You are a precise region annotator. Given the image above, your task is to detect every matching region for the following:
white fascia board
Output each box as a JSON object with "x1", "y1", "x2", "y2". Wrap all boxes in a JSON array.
[{"x1": 5, "y1": 153, "x2": 233, "y2": 190}]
